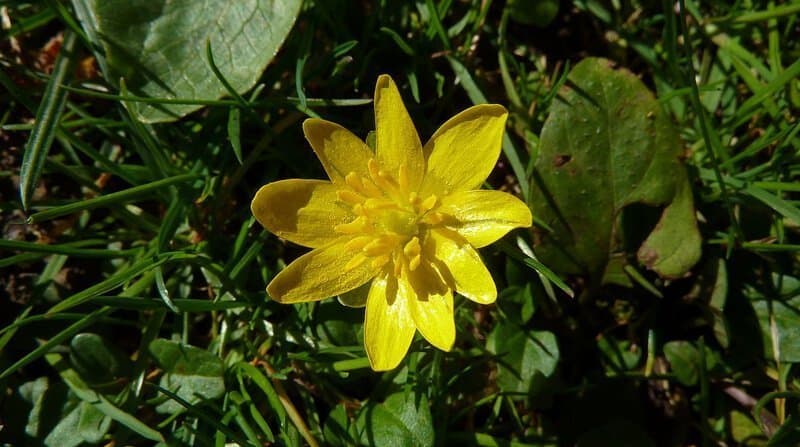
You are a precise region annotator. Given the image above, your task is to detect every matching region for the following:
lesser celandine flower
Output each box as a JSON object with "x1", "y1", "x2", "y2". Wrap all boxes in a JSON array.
[{"x1": 251, "y1": 75, "x2": 531, "y2": 371}]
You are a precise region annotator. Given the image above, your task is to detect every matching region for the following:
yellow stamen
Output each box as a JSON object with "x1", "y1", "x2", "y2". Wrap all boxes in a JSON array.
[
  {"x1": 421, "y1": 211, "x2": 445, "y2": 225},
  {"x1": 337, "y1": 189, "x2": 364, "y2": 205},
  {"x1": 344, "y1": 236, "x2": 372, "y2": 252},
  {"x1": 403, "y1": 237, "x2": 421, "y2": 257},
  {"x1": 344, "y1": 254, "x2": 367, "y2": 271},
  {"x1": 363, "y1": 238, "x2": 396, "y2": 256},
  {"x1": 370, "y1": 254, "x2": 391, "y2": 269},
  {"x1": 345, "y1": 172, "x2": 364, "y2": 191},
  {"x1": 398, "y1": 164, "x2": 409, "y2": 193},
  {"x1": 420, "y1": 194, "x2": 437, "y2": 212},
  {"x1": 367, "y1": 159, "x2": 381, "y2": 181},
  {"x1": 365, "y1": 198, "x2": 399, "y2": 211},
  {"x1": 367, "y1": 158, "x2": 399, "y2": 193},
  {"x1": 408, "y1": 254, "x2": 421, "y2": 271},
  {"x1": 334, "y1": 217, "x2": 369, "y2": 234}
]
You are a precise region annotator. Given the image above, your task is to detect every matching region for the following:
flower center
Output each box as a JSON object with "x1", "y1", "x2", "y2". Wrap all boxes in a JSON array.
[{"x1": 333, "y1": 158, "x2": 446, "y2": 275}]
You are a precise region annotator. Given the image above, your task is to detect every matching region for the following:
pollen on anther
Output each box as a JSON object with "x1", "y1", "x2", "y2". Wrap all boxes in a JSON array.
[
  {"x1": 337, "y1": 189, "x2": 364, "y2": 205},
  {"x1": 344, "y1": 236, "x2": 372, "y2": 252},
  {"x1": 363, "y1": 238, "x2": 395, "y2": 256},
  {"x1": 403, "y1": 237, "x2": 421, "y2": 257},
  {"x1": 371, "y1": 254, "x2": 391, "y2": 269},
  {"x1": 420, "y1": 194, "x2": 438, "y2": 212},
  {"x1": 398, "y1": 164, "x2": 409, "y2": 192},
  {"x1": 334, "y1": 217, "x2": 369, "y2": 234},
  {"x1": 422, "y1": 211, "x2": 445, "y2": 225},
  {"x1": 345, "y1": 172, "x2": 363, "y2": 190},
  {"x1": 409, "y1": 254, "x2": 421, "y2": 271},
  {"x1": 367, "y1": 159, "x2": 381, "y2": 180}
]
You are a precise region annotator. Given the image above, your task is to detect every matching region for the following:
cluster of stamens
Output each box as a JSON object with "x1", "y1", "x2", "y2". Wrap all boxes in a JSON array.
[{"x1": 334, "y1": 159, "x2": 446, "y2": 276}]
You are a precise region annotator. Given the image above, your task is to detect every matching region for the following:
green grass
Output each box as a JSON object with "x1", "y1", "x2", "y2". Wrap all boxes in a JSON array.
[{"x1": 1, "y1": 0, "x2": 799, "y2": 446}]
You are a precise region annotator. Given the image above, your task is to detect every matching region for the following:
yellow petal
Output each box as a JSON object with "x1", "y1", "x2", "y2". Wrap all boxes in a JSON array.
[
  {"x1": 303, "y1": 118, "x2": 373, "y2": 184},
  {"x1": 427, "y1": 229, "x2": 497, "y2": 304},
  {"x1": 267, "y1": 241, "x2": 379, "y2": 303},
  {"x1": 374, "y1": 75, "x2": 424, "y2": 190},
  {"x1": 438, "y1": 190, "x2": 532, "y2": 248},
  {"x1": 251, "y1": 179, "x2": 352, "y2": 248},
  {"x1": 364, "y1": 274, "x2": 415, "y2": 371},
  {"x1": 421, "y1": 104, "x2": 508, "y2": 196},
  {"x1": 404, "y1": 271, "x2": 455, "y2": 351}
]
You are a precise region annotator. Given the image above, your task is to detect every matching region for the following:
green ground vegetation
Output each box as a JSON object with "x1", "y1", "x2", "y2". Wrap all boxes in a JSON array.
[{"x1": 1, "y1": 0, "x2": 799, "y2": 445}]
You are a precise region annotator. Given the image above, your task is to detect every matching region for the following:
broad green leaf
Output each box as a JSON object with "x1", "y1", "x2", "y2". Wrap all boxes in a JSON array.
[
  {"x1": 45, "y1": 352, "x2": 165, "y2": 442},
  {"x1": 356, "y1": 392, "x2": 434, "y2": 447},
  {"x1": 752, "y1": 274, "x2": 800, "y2": 362},
  {"x1": 19, "y1": 377, "x2": 56, "y2": 438},
  {"x1": 487, "y1": 321, "x2": 559, "y2": 394},
  {"x1": 44, "y1": 404, "x2": 84, "y2": 447},
  {"x1": 71, "y1": 0, "x2": 302, "y2": 122},
  {"x1": 70, "y1": 333, "x2": 132, "y2": 385},
  {"x1": 597, "y1": 335, "x2": 641, "y2": 372},
  {"x1": 148, "y1": 338, "x2": 225, "y2": 414},
  {"x1": 530, "y1": 57, "x2": 701, "y2": 284},
  {"x1": 730, "y1": 410, "x2": 767, "y2": 446},
  {"x1": 663, "y1": 340, "x2": 719, "y2": 386},
  {"x1": 323, "y1": 404, "x2": 360, "y2": 447},
  {"x1": 314, "y1": 300, "x2": 363, "y2": 347},
  {"x1": 507, "y1": 0, "x2": 559, "y2": 27},
  {"x1": 77, "y1": 402, "x2": 112, "y2": 443}
]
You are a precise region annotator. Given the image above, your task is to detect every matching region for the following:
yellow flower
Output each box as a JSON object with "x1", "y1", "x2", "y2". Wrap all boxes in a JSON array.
[{"x1": 251, "y1": 75, "x2": 531, "y2": 371}]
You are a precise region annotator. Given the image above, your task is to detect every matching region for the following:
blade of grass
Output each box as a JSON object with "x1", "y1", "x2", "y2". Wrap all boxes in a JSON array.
[
  {"x1": 19, "y1": 30, "x2": 77, "y2": 210},
  {"x1": 145, "y1": 382, "x2": 256, "y2": 447},
  {"x1": 88, "y1": 296, "x2": 246, "y2": 311},
  {"x1": 733, "y1": 57, "x2": 800, "y2": 127},
  {"x1": 742, "y1": 185, "x2": 800, "y2": 225},
  {"x1": 730, "y1": 3, "x2": 800, "y2": 23},
  {"x1": 27, "y1": 173, "x2": 201, "y2": 223},
  {"x1": 0, "y1": 306, "x2": 112, "y2": 380},
  {"x1": 447, "y1": 56, "x2": 530, "y2": 200},
  {"x1": 0, "y1": 307, "x2": 32, "y2": 352},
  {"x1": 46, "y1": 251, "x2": 200, "y2": 315},
  {"x1": 676, "y1": 0, "x2": 742, "y2": 248},
  {"x1": 228, "y1": 108, "x2": 243, "y2": 164},
  {"x1": 0, "y1": 239, "x2": 142, "y2": 258},
  {"x1": 498, "y1": 239, "x2": 574, "y2": 298}
]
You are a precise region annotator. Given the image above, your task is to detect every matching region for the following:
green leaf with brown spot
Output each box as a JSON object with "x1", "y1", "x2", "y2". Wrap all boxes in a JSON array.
[{"x1": 530, "y1": 57, "x2": 701, "y2": 284}]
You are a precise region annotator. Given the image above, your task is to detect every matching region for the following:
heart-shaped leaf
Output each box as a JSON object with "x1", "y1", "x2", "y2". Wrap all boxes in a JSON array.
[
  {"x1": 487, "y1": 321, "x2": 559, "y2": 394},
  {"x1": 530, "y1": 57, "x2": 701, "y2": 284},
  {"x1": 148, "y1": 339, "x2": 225, "y2": 414},
  {"x1": 72, "y1": 0, "x2": 301, "y2": 122}
]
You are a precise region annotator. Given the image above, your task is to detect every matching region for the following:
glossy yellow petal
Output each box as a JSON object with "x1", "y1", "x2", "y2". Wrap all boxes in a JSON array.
[
  {"x1": 267, "y1": 241, "x2": 379, "y2": 303},
  {"x1": 374, "y1": 74, "x2": 424, "y2": 190},
  {"x1": 303, "y1": 118, "x2": 373, "y2": 184},
  {"x1": 438, "y1": 190, "x2": 532, "y2": 248},
  {"x1": 421, "y1": 105, "x2": 508, "y2": 196},
  {"x1": 364, "y1": 274, "x2": 415, "y2": 371},
  {"x1": 251, "y1": 179, "x2": 352, "y2": 248},
  {"x1": 427, "y1": 229, "x2": 497, "y2": 304},
  {"x1": 405, "y1": 271, "x2": 455, "y2": 351}
]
